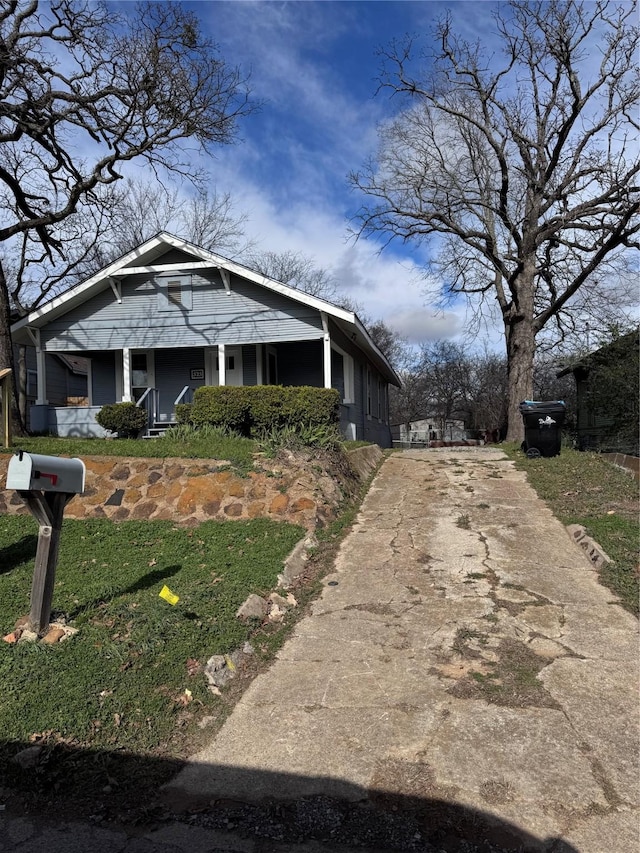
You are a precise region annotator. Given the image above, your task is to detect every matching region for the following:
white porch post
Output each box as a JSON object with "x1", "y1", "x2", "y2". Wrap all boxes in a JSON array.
[
  {"x1": 256, "y1": 344, "x2": 263, "y2": 385},
  {"x1": 35, "y1": 349, "x2": 48, "y2": 405},
  {"x1": 321, "y1": 312, "x2": 331, "y2": 389},
  {"x1": 121, "y1": 348, "x2": 132, "y2": 402},
  {"x1": 218, "y1": 343, "x2": 226, "y2": 386}
]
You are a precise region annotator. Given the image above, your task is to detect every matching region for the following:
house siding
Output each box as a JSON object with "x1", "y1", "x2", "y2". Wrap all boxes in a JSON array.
[
  {"x1": 329, "y1": 321, "x2": 392, "y2": 447},
  {"x1": 45, "y1": 355, "x2": 87, "y2": 405},
  {"x1": 40, "y1": 271, "x2": 324, "y2": 352},
  {"x1": 90, "y1": 352, "x2": 116, "y2": 406},
  {"x1": 242, "y1": 345, "x2": 257, "y2": 386},
  {"x1": 154, "y1": 348, "x2": 206, "y2": 421}
]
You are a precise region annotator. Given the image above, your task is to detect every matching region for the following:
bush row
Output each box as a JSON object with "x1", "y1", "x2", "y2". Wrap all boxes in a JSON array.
[{"x1": 177, "y1": 385, "x2": 340, "y2": 437}]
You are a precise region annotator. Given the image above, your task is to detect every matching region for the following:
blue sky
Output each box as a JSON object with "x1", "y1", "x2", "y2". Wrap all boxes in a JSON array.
[{"x1": 176, "y1": 0, "x2": 504, "y2": 348}]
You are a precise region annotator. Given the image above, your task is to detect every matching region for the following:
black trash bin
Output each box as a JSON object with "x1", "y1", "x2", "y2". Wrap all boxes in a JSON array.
[{"x1": 518, "y1": 400, "x2": 566, "y2": 458}]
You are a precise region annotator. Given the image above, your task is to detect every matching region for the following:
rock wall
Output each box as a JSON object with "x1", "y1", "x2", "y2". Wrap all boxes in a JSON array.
[{"x1": 0, "y1": 446, "x2": 381, "y2": 529}]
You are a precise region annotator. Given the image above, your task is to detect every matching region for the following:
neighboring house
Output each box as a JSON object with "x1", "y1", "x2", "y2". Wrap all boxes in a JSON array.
[
  {"x1": 10, "y1": 340, "x2": 88, "y2": 430},
  {"x1": 557, "y1": 329, "x2": 639, "y2": 455},
  {"x1": 10, "y1": 233, "x2": 400, "y2": 445},
  {"x1": 391, "y1": 417, "x2": 468, "y2": 445}
]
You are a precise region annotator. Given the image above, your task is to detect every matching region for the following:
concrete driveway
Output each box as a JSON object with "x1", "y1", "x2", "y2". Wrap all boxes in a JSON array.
[{"x1": 164, "y1": 448, "x2": 639, "y2": 852}]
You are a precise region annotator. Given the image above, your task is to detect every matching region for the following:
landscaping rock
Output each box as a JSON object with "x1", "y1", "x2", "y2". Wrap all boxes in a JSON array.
[
  {"x1": 204, "y1": 650, "x2": 244, "y2": 691},
  {"x1": 567, "y1": 524, "x2": 611, "y2": 570},
  {"x1": 42, "y1": 627, "x2": 66, "y2": 644},
  {"x1": 17, "y1": 629, "x2": 38, "y2": 643},
  {"x1": 236, "y1": 594, "x2": 267, "y2": 621},
  {"x1": 204, "y1": 655, "x2": 235, "y2": 690},
  {"x1": 278, "y1": 533, "x2": 318, "y2": 588}
]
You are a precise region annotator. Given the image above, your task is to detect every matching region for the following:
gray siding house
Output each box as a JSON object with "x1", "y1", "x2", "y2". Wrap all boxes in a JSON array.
[{"x1": 10, "y1": 233, "x2": 400, "y2": 446}]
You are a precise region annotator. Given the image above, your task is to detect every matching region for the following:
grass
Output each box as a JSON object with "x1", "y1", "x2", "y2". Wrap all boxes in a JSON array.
[
  {"x1": 1, "y1": 434, "x2": 257, "y2": 471},
  {"x1": 502, "y1": 443, "x2": 639, "y2": 614},
  {"x1": 0, "y1": 516, "x2": 303, "y2": 753}
]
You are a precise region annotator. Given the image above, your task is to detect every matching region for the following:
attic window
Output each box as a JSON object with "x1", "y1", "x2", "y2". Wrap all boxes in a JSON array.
[
  {"x1": 158, "y1": 274, "x2": 192, "y2": 310},
  {"x1": 167, "y1": 280, "x2": 182, "y2": 305}
]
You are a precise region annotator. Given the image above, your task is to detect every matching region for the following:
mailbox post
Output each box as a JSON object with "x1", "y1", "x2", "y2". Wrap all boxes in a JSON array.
[{"x1": 5, "y1": 452, "x2": 86, "y2": 635}]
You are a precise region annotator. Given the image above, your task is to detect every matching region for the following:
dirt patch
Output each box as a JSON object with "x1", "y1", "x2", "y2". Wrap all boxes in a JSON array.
[{"x1": 448, "y1": 638, "x2": 561, "y2": 709}]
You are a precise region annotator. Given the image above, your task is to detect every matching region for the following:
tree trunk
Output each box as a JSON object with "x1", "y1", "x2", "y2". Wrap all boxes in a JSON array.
[
  {"x1": 505, "y1": 316, "x2": 536, "y2": 443},
  {"x1": 18, "y1": 344, "x2": 27, "y2": 425},
  {"x1": 0, "y1": 263, "x2": 26, "y2": 437}
]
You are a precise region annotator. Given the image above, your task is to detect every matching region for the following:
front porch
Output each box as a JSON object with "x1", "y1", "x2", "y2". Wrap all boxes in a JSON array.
[{"x1": 29, "y1": 340, "x2": 377, "y2": 442}]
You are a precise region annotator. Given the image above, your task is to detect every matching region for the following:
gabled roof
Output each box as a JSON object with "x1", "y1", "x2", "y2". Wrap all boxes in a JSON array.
[{"x1": 11, "y1": 232, "x2": 400, "y2": 386}]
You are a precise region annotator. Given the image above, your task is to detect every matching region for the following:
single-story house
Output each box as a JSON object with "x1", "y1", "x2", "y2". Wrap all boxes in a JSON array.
[{"x1": 10, "y1": 233, "x2": 400, "y2": 446}]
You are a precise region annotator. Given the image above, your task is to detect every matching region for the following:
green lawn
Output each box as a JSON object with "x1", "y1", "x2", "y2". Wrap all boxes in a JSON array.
[
  {"x1": 1, "y1": 433, "x2": 257, "y2": 470},
  {"x1": 0, "y1": 516, "x2": 302, "y2": 751},
  {"x1": 502, "y1": 444, "x2": 639, "y2": 614}
]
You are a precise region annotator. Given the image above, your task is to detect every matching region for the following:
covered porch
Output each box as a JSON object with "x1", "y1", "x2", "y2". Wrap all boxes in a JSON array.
[{"x1": 29, "y1": 336, "x2": 362, "y2": 441}]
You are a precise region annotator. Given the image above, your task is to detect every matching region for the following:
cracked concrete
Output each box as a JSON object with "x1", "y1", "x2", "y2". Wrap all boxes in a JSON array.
[{"x1": 160, "y1": 448, "x2": 639, "y2": 852}]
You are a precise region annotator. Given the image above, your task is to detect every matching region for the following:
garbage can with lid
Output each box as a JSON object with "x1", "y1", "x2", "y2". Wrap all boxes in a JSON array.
[{"x1": 518, "y1": 400, "x2": 566, "y2": 458}]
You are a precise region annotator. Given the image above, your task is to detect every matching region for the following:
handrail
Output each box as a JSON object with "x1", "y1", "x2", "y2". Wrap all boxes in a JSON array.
[
  {"x1": 135, "y1": 387, "x2": 159, "y2": 429},
  {"x1": 135, "y1": 387, "x2": 154, "y2": 408},
  {"x1": 174, "y1": 385, "x2": 192, "y2": 406}
]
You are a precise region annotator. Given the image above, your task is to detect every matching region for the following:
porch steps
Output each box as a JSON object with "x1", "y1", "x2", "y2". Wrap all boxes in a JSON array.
[{"x1": 143, "y1": 421, "x2": 177, "y2": 439}]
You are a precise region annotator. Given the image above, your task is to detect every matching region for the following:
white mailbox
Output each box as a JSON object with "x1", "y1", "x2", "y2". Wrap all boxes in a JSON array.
[{"x1": 6, "y1": 451, "x2": 86, "y2": 495}]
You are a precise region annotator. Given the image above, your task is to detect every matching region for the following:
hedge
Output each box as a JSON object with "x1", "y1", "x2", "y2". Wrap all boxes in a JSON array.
[
  {"x1": 96, "y1": 402, "x2": 149, "y2": 438},
  {"x1": 181, "y1": 386, "x2": 340, "y2": 437}
]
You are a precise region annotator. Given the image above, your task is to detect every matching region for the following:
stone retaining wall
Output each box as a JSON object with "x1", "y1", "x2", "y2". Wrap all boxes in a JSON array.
[{"x1": 0, "y1": 446, "x2": 381, "y2": 529}]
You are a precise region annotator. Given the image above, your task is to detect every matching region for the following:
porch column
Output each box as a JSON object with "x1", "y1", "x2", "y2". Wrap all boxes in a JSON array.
[
  {"x1": 121, "y1": 348, "x2": 132, "y2": 402},
  {"x1": 35, "y1": 348, "x2": 48, "y2": 405},
  {"x1": 256, "y1": 344, "x2": 263, "y2": 385},
  {"x1": 321, "y1": 312, "x2": 331, "y2": 389},
  {"x1": 218, "y1": 344, "x2": 226, "y2": 386}
]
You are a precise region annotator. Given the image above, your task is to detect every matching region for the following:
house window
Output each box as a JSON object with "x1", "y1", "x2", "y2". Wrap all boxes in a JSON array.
[
  {"x1": 158, "y1": 274, "x2": 192, "y2": 310},
  {"x1": 367, "y1": 369, "x2": 372, "y2": 417}
]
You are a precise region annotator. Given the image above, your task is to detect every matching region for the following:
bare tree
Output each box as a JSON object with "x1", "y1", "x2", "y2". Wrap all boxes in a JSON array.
[
  {"x1": 0, "y1": 0, "x2": 252, "y2": 429},
  {"x1": 363, "y1": 318, "x2": 410, "y2": 372},
  {"x1": 416, "y1": 340, "x2": 472, "y2": 436},
  {"x1": 247, "y1": 250, "x2": 339, "y2": 301},
  {"x1": 74, "y1": 181, "x2": 253, "y2": 279},
  {"x1": 468, "y1": 353, "x2": 509, "y2": 439},
  {"x1": 351, "y1": 0, "x2": 639, "y2": 441}
]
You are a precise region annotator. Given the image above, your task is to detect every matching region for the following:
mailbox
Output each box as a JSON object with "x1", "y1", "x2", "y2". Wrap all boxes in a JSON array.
[{"x1": 6, "y1": 451, "x2": 86, "y2": 495}]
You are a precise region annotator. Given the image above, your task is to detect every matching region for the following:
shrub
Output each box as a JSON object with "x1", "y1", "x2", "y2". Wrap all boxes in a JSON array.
[
  {"x1": 95, "y1": 402, "x2": 148, "y2": 438},
  {"x1": 175, "y1": 403, "x2": 193, "y2": 425},
  {"x1": 257, "y1": 423, "x2": 343, "y2": 457},
  {"x1": 189, "y1": 386, "x2": 340, "y2": 437},
  {"x1": 190, "y1": 386, "x2": 251, "y2": 434}
]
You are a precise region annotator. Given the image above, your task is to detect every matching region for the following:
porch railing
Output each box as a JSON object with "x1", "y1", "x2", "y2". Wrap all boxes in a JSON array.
[
  {"x1": 174, "y1": 386, "x2": 193, "y2": 407},
  {"x1": 135, "y1": 387, "x2": 159, "y2": 428}
]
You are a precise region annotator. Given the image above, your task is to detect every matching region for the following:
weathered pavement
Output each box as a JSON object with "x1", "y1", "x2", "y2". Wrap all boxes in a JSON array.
[
  {"x1": 163, "y1": 448, "x2": 639, "y2": 852},
  {"x1": 2, "y1": 448, "x2": 638, "y2": 852}
]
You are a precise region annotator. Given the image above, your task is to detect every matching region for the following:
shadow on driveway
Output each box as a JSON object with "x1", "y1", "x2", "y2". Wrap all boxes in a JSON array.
[{"x1": 1, "y1": 738, "x2": 578, "y2": 852}]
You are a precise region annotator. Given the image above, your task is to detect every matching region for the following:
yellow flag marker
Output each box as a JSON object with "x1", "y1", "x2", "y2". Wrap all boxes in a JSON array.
[{"x1": 159, "y1": 585, "x2": 180, "y2": 605}]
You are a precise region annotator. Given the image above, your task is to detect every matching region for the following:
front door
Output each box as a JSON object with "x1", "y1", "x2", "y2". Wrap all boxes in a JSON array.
[
  {"x1": 131, "y1": 351, "x2": 155, "y2": 401},
  {"x1": 206, "y1": 347, "x2": 243, "y2": 386}
]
